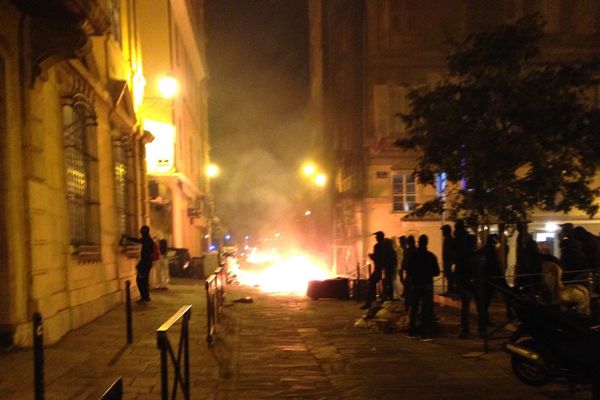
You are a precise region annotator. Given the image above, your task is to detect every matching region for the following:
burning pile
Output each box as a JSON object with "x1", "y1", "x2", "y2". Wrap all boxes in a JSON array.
[{"x1": 230, "y1": 249, "x2": 334, "y2": 296}]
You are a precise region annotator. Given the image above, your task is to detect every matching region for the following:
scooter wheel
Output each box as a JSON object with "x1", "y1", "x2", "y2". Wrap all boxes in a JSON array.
[{"x1": 511, "y1": 355, "x2": 551, "y2": 386}]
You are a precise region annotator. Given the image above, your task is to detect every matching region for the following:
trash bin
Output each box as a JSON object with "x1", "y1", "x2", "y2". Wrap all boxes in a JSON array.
[
  {"x1": 189, "y1": 256, "x2": 205, "y2": 278},
  {"x1": 167, "y1": 248, "x2": 191, "y2": 277}
]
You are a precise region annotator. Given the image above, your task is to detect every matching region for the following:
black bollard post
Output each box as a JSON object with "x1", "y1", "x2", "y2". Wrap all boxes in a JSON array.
[
  {"x1": 33, "y1": 312, "x2": 44, "y2": 400},
  {"x1": 125, "y1": 280, "x2": 133, "y2": 344}
]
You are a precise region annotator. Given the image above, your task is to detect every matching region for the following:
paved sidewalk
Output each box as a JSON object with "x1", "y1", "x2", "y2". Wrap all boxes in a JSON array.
[{"x1": 0, "y1": 279, "x2": 592, "y2": 399}]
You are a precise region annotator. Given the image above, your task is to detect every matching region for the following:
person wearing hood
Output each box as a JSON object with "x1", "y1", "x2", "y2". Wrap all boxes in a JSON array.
[{"x1": 122, "y1": 225, "x2": 155, "y2": 303}]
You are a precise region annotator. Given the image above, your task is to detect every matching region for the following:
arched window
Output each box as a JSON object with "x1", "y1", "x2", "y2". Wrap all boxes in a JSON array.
[
  {"x1": 63, "y1": 93, "x2": 100, "y2": 245},
  {"x1": 113, "y1": 134, "x2": 137, "y2": 236}
]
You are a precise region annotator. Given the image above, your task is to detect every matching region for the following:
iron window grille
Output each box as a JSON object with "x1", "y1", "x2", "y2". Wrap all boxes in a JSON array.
[
  {"x1": 113, "y1": 135, "x2": 138, "y2": 236},
  {"x1": 63, "y1": 93, "x2": 100, "y2": 246}
]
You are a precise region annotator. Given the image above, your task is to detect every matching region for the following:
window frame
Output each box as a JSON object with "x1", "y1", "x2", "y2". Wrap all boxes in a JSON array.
[{"x1": 392, "y1": 171, "x2": 416, "y2": 213}]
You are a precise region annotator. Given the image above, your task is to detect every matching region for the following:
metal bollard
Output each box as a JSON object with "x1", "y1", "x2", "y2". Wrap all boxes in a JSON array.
[
  {"x1": 125, "y1": 281, "x2": 132, "y2": 344},
  {"x1": 33, "y1": 312, "x2": 44, "y2": 400}
]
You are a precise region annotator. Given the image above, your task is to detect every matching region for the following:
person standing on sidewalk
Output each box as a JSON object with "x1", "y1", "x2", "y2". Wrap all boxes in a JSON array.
[
  {"x1": 122, "y1": 225, "x2": 154, "y2": 303},
  {"x1": 154, "y1": 238, "x2": 170, "y2": 290},
  {"x1": 454, "y1": 220, "x2": 470, "y2": 337},
  {"x1": 407, "y1": 234, "x2": 440, "y2": 341},
  {"x1": 441, "y1": 224, "x2": 456, "y2": 294},
  {"x1": 456, "y1": 229, "x2": 488, "y2": 339},
  {"x1": 400, "y1": 235, "x2": 417, "y2": 312},
  {"x1": 362, "y1": 231, "x2": 397, "y2": 309}
]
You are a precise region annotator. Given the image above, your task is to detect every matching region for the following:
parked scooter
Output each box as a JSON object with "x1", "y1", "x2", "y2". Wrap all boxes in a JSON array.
[{"x1": 501, "y1": 270, "x2": 600, "y2": 397}]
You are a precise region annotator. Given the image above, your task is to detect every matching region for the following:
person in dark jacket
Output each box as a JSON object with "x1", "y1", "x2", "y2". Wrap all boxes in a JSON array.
[
  {"x1": 406, "y1": 234, "x2": 440, "y2": 341},
  {"x1": 400, "y1": 235, "x2": 417, "y2": 312},
  {"x1": 441, "y1": 224, "x2": 456, "y2": 294},
  {"x1": 122, "y1": 225, "x2": 154, "y2": 303},
  {"x1": 479, "y1": 234, "x2": 509, "y2": 333},
  {"x1": 573, "y1": 226, "x2": 600, "y2": 271},
  {"x1": 362, "y1": 231, "x2": 397, "y2": 309},
  {"x1": 454, "y1": 221, "x2": 479, "y2": 338}
]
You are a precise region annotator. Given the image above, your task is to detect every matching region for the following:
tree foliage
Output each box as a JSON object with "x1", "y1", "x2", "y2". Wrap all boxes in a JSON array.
[{"x1": 396, "y1": 14, "x2": 600, "y2": 227}]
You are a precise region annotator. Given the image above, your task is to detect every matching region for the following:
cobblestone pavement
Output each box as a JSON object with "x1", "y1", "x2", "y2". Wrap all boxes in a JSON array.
[{"x1": 0, "y1": 279, "x2": 593, "y2": 399}]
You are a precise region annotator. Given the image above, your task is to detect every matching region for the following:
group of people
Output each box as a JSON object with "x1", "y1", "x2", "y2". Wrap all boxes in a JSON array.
[
  {"x1": 363, "y1": 220, "x2": 507, "y2": 341},
  {"x1": 363, "y1": 230, "x2": 440, "y2": 341}
]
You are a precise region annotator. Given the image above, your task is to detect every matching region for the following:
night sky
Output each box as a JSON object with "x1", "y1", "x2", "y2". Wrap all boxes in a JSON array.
[{"x1": 205, "y1": 1, "x2": 310, "y2": 241}]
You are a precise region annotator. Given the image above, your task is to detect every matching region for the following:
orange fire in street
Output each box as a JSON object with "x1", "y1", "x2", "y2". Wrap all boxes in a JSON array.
[{"x1": 230, "y1": 250, "x2": 334, "y2": 295}]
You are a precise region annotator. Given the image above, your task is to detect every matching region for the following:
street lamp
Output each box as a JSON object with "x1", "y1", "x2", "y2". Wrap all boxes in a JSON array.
[
  {"x1": 314, "y1": 173, "x2": 327, "y2": 187},
  {"x1": 206, "y1": 163, "x2": 220, "y2": 178},
  {"x1": 302, "y1": 161, "x2": 316, "y2": 176},
  {"x1": 157, "y1": 75, "x2": 178, "y2": 99},
  {"x1": 205, "y1": 163, "x2": 220, "y2": 253}
]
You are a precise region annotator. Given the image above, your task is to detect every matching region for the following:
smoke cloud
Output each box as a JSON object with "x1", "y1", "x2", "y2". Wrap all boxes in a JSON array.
[{"x1": 205, "y1": 1, "x2": 312, "y2": 241}]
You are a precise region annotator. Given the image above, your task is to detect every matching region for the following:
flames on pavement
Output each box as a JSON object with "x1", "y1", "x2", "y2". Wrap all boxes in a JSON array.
[{"x1": 227, "y1": 249, "x2": 334, "y2": 295}]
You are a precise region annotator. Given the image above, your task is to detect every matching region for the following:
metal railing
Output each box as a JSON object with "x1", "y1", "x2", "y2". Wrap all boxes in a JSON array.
[
  {"x1": 156, "y1": 305, "x2": 191, "y2": 400},
  {"x1": 348, "y1": 262, "x2": 371, "y2": 301},
  {"x1": 98, "y1": 377, "x2": 123, "y2": 400},
  {"x1": 205, "y1": 267, "x2": 225, "y2": 346}
]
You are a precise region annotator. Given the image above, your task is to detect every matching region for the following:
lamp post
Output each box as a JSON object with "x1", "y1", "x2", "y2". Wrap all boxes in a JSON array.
[
  {"x1": 205, "y1": 163, "x2": 220, "y2": 252},
  {"x1": 299, "y1": 160, "x2": 329, "y2": 260}
]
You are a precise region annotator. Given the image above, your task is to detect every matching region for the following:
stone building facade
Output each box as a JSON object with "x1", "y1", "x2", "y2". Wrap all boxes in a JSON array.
[
  {"x1": 138, "y1": 0, "x2": 210, "y2": 258},
  {"x1": 309, "y1": 0, "x2": 600, "y2": 275},
  {"x1": 0, "y1": 0, "x2": 150, "y2": 347}
]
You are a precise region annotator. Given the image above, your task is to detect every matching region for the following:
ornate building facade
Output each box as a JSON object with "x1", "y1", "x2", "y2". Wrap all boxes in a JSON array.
[
  {"x1": 0, "y1": 0, "x2": 210, "y2": 348},
  {"x1": 309, "y1": 0, "x2": 600, "y2": 275}
]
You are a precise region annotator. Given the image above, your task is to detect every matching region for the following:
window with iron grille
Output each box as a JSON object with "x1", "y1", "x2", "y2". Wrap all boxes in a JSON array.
[
  {"x1": 392, "y1": 172, "x2": 416, "y2": 212},
  {"x1": 63, "y1": 94, "x2": 100, "y2": 245},
  {"x1": 113, "y1": 135, "x2": 137, "y2": 236}
]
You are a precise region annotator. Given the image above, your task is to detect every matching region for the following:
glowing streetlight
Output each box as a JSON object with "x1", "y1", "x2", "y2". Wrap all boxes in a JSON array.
[
  {"x1": 206, "y1": 163, "x2": 220, "y2": 178},
  {"x1": 314, "y1": 173, "x2": 327, "y2": 187},
  {"x1": 302, "y1": 162, "x2": 316, "y2": 176},
  {"x1": 157, "y1": 75, "x2": 178, "y2": 98}
]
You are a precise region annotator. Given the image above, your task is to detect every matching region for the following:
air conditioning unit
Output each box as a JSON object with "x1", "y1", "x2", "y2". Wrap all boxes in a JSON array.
[{"x1": 148, "y1": 180, "x2": 159, "y2": 198}]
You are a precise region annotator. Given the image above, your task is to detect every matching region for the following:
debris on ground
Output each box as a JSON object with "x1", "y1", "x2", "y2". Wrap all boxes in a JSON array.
[{"x1": 233, "y1": 296, "x2": 254, "y2": 303}]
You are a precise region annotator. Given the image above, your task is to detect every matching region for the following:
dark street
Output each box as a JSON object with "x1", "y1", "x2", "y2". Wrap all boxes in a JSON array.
[{"x1": 0, "y1": 280, "x2": 593, "y2": 399}]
